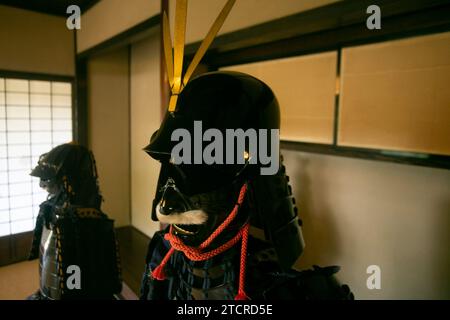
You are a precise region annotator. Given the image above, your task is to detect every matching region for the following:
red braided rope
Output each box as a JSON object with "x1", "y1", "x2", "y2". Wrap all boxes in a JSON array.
[
  {"x1": 199, "y1": 184, "x2": 247, "y2": 248},
  {"x1": 150, "y1": 183, "x2": 250, "y2": 300},
  {"x1": 235, "y1": 223, "x2": 249, "y2": 300},
  {"x1": 165, "y1": 223, "x2": 248, "y2": 261}
]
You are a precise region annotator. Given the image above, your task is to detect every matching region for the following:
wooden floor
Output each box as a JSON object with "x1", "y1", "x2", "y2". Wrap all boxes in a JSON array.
[
  {"x1": 0, "y1": 226, "x2": 150, "y2": 300},
  {"x1": 0, "y1": 259, "x2": 39, "y2": 300},
  {"x1": 115, "y1": 226, "x2": 151, "y2": 296},
  {"x1": 0, "y1": 259, "x2": 140, "y2": 300}
]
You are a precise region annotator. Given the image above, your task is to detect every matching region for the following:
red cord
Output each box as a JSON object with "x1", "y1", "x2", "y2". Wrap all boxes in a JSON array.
[
  {"x1": 235, "y1": 223, "x2": 249, "y2": 300},
  {"x1": 151, "y1": 183, "x2": 249, "y2": 300}
]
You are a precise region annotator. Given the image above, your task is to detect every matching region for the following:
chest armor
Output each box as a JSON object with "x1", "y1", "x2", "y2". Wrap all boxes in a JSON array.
[
  {"x1": 167, "y1": 251, "x2": 238, "y2": 300},
  {"x1": 141, "y1": 231, "x2": 354, "y2": 300},
  {"x1": 30, "y1": 206, "x2": 122, "y2": 299},
  {"x1": 39, "y1": 226, "x2": 62, "y2": 299}
]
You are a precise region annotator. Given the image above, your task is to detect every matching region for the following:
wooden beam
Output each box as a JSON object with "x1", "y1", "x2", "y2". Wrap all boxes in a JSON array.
[
  {"x1": 0, "y1": 231, "x2": 34, "y2": 267},
  {"x1": 74, "y1": 57, "x2": 88, "y2": 146},
  {"x1": 160, "y1": 0, "x2": 170, "y2": 120},
  {"x1": 115, "y1": 226, "x2": 151, "y2": 295}
]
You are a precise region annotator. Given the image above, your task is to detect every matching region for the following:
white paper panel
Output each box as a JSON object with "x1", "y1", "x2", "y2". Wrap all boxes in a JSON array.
[
  {"x1": 0, "y1": 172, "x2": 7, "y2": 184},
  {"x1": 0, "y1": 198, "x2": 8, "y2": 210},
  {"x1": 0, "y1": 210, "x2": 9, "y2": 223},
  {"x1": 33, "y1": 192, "x2": 47, "y2": 205},
  {"x1": 31, "y1": 106, "x2": 51, "y2": 118},
  {"x1": 52, "y1": 82, "x2": 71, "y2": 94},
  {"x1": 32, "y1": 181, "x2": 43, "y2": 194},
  {"x1": 33, "y1": 207, "x2": 40, "y2": 219},
  {"x1": 0, "y1": 223, "x2": 10, "y2": 236},
  {"x1": 30, "y1": 81, "x2": 51, "y2": 94},
  {"x1": 53, "y1": 119, "x2": 72, "y2": 131},
  {"x1": 10, "y1": 207, "x2": 33, "y2": 221},
  {"x1": 8, "y1": 170, "x2": 31, "y2": 183},
  {"x1": 6, "y1": 93, "x2": 29, "y2": 105},
  {"x1": 30, "y1": 94, "x2": 51, "y2": 106},
  {"x1": 53, "y1": 131, "x2": 72, "y2": 144},
  {"x1": 52, "y1": 107, "x2": 71, "y2": 119},
  {"x1": 2, "y1": 77, "x2": 72, "y2": 236},
  {"x1": 0, "y1": 183, "x2": 7, "y2": 196},
  {"x1": 7, "y1": 119, "x2": 30, "y2": 131},
  {"x1": 10, "y1": 219, "x2": 33, "y2": 233},
  {"x1": 5, "y1": 79, "x2": 28, "y2": 92},
  {"x1": 8, "y1": 157, "x2": 31, "y2": 170},
  {"x1": 6, "y1": 106, "x2": 29, "y2": 118},
  {"x1": 31, "y1": 119, "x2": 51, "y2": 131},
  {"x1": 31, "y1": 131, "x2": 52, "y2": 144},
  {"x1": 9, "y1": 182, "x2": 31, "y2": 196},
  {"x1": 52, "y1": 95, "x2": 71, "y2": 107},
  {"x1": 0, "y1": 159, "x2": 6, "y2": 171},
  {"x1": 32, "y1": 144, "x2": 51, "y2": 156},
  {"x1": 8, "y1": 145, "x2": 31, "y2": 157},
  {"x1": 31, "y1": 156, "x2": 40, "y2": 167},
  {"x1": 7, "y1": 132, "x2": 30, "y2": 144},
  {"x1": 9, "y1": 194, "x2": 32, "y2": 208}
]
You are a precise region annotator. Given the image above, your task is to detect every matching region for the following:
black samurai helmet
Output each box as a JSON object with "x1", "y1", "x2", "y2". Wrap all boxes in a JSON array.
[
  {"x1": 144, "y1": 71, "x2": 305, "y2": 270},
  {"x1": 30, "y1": 142, "x2": 102, "y2": 208},
  {"x1": 28, "y1": 143, "x2": 121, "y2": 299}
]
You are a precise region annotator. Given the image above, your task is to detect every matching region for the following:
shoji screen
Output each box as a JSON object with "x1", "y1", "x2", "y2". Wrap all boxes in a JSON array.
[
  {"x1": 338, "y1": 32, "x2": 450, "y2": 155},
  {"x1": 0, "y1": 78, "x2": 72, "y2": 236},
  {"x1": 223, "y1": 51, "x2": 338, "y2": 144}
]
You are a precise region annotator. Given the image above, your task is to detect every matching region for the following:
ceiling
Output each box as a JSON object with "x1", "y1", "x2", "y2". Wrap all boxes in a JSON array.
[{"x1": 0, "y1": 0, "x2": 100, "y2": 17}]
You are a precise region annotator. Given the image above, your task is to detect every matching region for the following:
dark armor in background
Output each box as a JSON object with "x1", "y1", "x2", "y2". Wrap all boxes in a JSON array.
[
  {"x1": 140, "y1": 71, "x2": 353, "y2": 300},
  {"x1": 28, "y1": 143, "x2": 122, "y2": 300}
]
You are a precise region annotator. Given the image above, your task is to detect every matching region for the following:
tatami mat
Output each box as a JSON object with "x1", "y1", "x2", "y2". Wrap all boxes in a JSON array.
[
  {"x1": 0, "y1": 260, "x2": 39, "y2": 300},
  {"x1": 0, "y1": 259, "x2": 138, "y2": 300}
]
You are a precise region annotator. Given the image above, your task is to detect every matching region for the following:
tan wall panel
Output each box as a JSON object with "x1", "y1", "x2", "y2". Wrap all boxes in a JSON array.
[
  {"x1": 130, "y1": 33, "x2": 161, "y2": 238},
  {"x1": 169, "y1": 0, "x2": 340, "y2": 43},
  {"x1": 224, "y1": 52, "x2": 337, "y2": 143},
  {"x1": 284, "y1": 150, "x2": 450, "y2": 299},
  {"x1": 88, "y1": 49, "x2": 130, "y2": 227},
  {"x1": 0, "y1": 5, "x2": 74, "y2": 75},
  {"x1": 77, "y1": 0, "x2": 160, "y2": 53},
  {"x1": 339, "y1": 32, "x2": 450, "y2": 155}
]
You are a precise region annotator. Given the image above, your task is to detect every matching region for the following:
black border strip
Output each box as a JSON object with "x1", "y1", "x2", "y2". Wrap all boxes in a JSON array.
[
  {"x1": 333, "y1": 49, "x2": 342, "y2": 146},
  {"x1": 0, "y1": 69, "x2": 73, "y2": 82},
  {"x1": 74, "y1": 57, "x2": 87, "y2": 146},
  {"x1": 281, "y1": 141, "x2": 450, "y2": 170}
]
